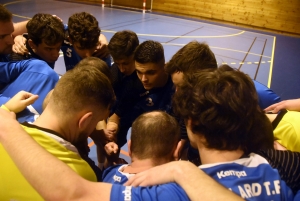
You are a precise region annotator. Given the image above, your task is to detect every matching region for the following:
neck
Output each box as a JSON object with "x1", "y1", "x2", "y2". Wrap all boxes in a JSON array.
[
  {"x1": 123, "y1": 157, "x2": 168, "y2": 174},
  {"x1": 33, "y1": 109, "x2": 78, "y2": 143},
  {"x1": 198, "y1": 145, "x2": 244, "y2": 165}
]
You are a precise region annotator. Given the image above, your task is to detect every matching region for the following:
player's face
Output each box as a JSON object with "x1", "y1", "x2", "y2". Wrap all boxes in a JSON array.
[
  {"x1": 113, "y1": 55, "x2": 135, "y2": 76},
  {"x1": 72, "y1": 42, "x2": 97, "y2": 59},
  {"x1": 171, "y1": 71, "x2": 184, "y2": 90},
  {"x1": 30, "y1": 40, "x2": 61, "y2": 63},
  {"x1": 135, "y1": 61, "x2": 167, "y2": 91},
  {"x1": 0, "y1": 20, "x2": 14, "y2": 55}
]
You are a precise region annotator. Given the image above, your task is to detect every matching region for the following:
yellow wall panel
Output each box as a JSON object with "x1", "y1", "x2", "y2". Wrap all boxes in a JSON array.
[{"x1": 153, "y1": 0, "x2": 300, "y2": 34}]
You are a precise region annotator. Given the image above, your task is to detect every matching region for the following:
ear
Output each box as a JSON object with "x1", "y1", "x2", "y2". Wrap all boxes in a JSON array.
[
  {"x1": 28, "y1": 39, "x2": 37, "y2": 50},
  {"x1": 78, "y1": 112, "x2": 93, "y2": 130},
  {"x1": 127, "y1": 140, "x2": 132, "y2": 157},
  {"x1": 173, "y1": 140, "x2": 183, "y2": 161}
]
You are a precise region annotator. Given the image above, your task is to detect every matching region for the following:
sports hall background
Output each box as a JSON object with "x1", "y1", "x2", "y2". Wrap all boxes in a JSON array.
[
  {"x1": 3, "y1": 0, "x2": 300, "y2": 162},
  {"x1": 4, "y1": 0, "x2": 300, "y2": 100}
]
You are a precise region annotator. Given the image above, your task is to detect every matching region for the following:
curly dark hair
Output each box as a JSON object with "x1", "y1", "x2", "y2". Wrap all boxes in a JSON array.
[
  {"x1": 27, "y1": 13, "x2": 64, "y2": 46},
  {"x1": 172, "y1": 65, "x2": 274, "y2": 154},
  {"x1": 68, "y1": 12, "x2": 100, "y2": 49},
  {"x1": 165, "y1": 41, "x2": 217, "y2": 75},
  {"x1": 0, "y1": 5, "x2": 12, "y2": 22},
  {"x1": 134, "y1": 40, "x2": 165, "y2": 64}
]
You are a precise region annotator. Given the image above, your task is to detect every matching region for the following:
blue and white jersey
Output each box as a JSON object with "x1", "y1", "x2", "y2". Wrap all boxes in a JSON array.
[
  {"x1": 102, "y1": 164, "x2": 133, "y2": 184},
  {"x1": 61, "y1": 25, "x2": 111, "y2": 71},
  {"x1": 110, "y1": 184, "x2": 190, "y2": 201},
  {"x1": 104, "y1": 165, "x2": 190, "y2": 201},
  {"x1": 200, "y1": 153, "x2": 294, "y2": 200},
  {"x1": 0, "y1": 59, "x2": 59, "y2": 122},
  {"x1": 253, "y1": 80, "x2": 281, "y2": 109}
]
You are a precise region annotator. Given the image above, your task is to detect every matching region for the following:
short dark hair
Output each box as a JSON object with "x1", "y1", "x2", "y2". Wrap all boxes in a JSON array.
[
  {"x1": 165, "y1": 41, "x2": 217, "y2": 75},
  {"x1": 68, "y1": 12, "x2": 100, "y2": 49},
  {"x1": 0, "y1": 5, "x2": 12, "y2": 22},
  {"x1": 77, "y1": 57, "x2": 113, "y2": 83},
  {"x1": 134, "y1": 40, "x2": 165, "y2": 65},
  {"x1": 172, "y1": 65, "x2": 273, "y2": 154},
  {"x1": 27, "y1": 13, "x2": 64, "y2": 46},
  {"x1": 131, "y1": 111, "x2": 180, "y2": 162},
  {"x1": 51, "y1": 64, "x2": 115, "y2": 115},
  {"x1": 108, "y1": 30, "x2": 139, "y2": 60}
]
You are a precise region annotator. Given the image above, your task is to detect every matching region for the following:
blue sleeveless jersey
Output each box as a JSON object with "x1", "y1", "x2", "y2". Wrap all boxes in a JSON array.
[{"x1": 200, "y1": 153, "x2": 294, "y2": 200}]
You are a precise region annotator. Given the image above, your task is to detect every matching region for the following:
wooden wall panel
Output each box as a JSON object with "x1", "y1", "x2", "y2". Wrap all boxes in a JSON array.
[{"x1": 153, "y1": 0, "x2": 300, "y2": 34}]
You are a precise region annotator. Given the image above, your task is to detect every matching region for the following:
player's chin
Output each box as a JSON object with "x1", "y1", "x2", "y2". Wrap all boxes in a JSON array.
[{"x1": 143, "y1": 84, "x2": 152, "y2": 90}]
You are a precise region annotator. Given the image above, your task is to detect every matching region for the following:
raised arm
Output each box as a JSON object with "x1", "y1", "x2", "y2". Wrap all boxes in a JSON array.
[
  {"x1": 0, "y1": 108, "x2": 111, "y2": 201},
  {"x1": 12, "y1": 20, "x2": 28, "y2": 37},
  {"x1": 125, "y1": 161, "x2": 244, "y2": 201}
]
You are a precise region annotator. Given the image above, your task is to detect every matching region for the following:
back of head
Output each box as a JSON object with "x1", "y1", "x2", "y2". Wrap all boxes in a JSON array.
[
  {"x1": 172, "y1": 65, "x2": 273, "y2": 154},
  {"x1": 131, "y1": 111, "x2": 180, "y2": 162},
  {"x1": 77, "y1": 57, "x2": 112, "y2": 83},
  {"x1": 134, "y1": 40, "x2": 165, "y2": 65},
  {"x1": 108, "y1": 30, "x2": 139, "y2": 60},
  {"x1": 27, "y1": 13, "x2": 65, "y2": 46},
  {"x1": 50, "y1": 64, "x2": 115, "y2": 116},
  {"x1": 0, "y1": 5, "x2": 12, "y2": 23},
  {"x1": 68, "y1": 12, "x2": 100, "y2": 49},
  {"x1": 165, "y1": 41, "x2": 217, "y2": 75}
]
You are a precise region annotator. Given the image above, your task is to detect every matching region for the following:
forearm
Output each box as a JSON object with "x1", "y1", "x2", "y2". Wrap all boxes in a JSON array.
[
  {"x1": 107, "y1": 113, "x2": 120, "y2": 135},
  {"x1": 173, "y1": 161, "x2": 243, "y2": 201},
  {"x1": 0, "y1": 111, "x2": 110, "y2": 201},
  {"x1": 0, "y1": 123, "x2": 79, "y2": 200},
  {"x1": 12, "y1": 20, "x2": 28, "y2": 37}
]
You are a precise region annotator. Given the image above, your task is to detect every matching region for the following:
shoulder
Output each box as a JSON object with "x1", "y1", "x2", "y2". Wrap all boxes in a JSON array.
[
  {"x1": 110, "y1": 183, "x2": 189, "y2": 201},
  {"x1": 102, "y1": 164, "x2": 126, "y2": 181}
]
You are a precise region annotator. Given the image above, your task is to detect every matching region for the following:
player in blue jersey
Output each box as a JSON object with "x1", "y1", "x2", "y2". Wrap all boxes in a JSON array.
[
  {"x1": 107, "y1": 40, "x2": 174, "y2": 148},
  {"x1": 0, "y1": 59, "x2": 59, "y2": 122},
  {"x1": 10, "y1": 13, "x2": 65, "y2": 69},
  {"x1": 166, "y1": 41, "x2": 281, "y2": 109},
  {"x1": 104, "y1": 30, "x2": 144, "y2": 149},
  {"x1": 103, "y1": 111, "x2": 182, "y2": 184},
  {"x1": 166, "y1": 41, "x2": 281, "y2": 164},
  {"x1": 61, "y1": 12, "x2": 111, "y2": 71},
  {"x1": 169, "y1": 65, "x2": 294, "y2": 200},
  {"x1": 13, "y1": 12, "x2": 110, "y2": 72}
]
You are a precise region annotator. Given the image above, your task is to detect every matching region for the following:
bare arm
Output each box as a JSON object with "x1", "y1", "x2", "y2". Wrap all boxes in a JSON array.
[
  {"x1": 12, "y1": 21, "x2": 28, "y2": 37},
  {"x1": 264, "y1": 99, "x2": 300, "y2": 113},
  {"x1": 4, "y1": 90, "x2": 38, "y2": 113},
  {"x1": 0, "y1": 108, "x2": 111, "y2": 201},
  {"x1": 125, "y1": 161, "x2": 244, "y2": 201}
]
